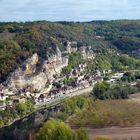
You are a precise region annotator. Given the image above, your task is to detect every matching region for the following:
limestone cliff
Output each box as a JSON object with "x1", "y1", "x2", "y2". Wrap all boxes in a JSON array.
[
  {"x1": 6, "y1": 53, "x2": 43, "y2": 92},
  {"x1": 42, "y1": 47, "x2": 68, "y2": 84},
  {"x1": 6, "y1": 47, "x2": 68, "y2": 93},
  {"x1": 5, "y1": 44, "x2": 94, "y2": 93}
]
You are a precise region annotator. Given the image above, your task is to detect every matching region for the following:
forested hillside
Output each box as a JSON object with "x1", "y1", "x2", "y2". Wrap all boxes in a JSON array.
[{"x1": 0, "y1": 20, "x2": 140, "y2": 82}]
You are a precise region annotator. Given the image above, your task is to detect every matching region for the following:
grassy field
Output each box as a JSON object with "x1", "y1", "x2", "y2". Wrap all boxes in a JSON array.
[
  {"x1": 129, "y1": 93, "x2": 140, "y2": 103},
  {"x1": 68, "y1": 99, "x2": 140, "y2": 128}
]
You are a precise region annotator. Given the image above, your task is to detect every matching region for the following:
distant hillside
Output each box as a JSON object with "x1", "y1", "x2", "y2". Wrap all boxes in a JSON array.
[{"x1": 0, "y1": 20, "x2": 140, "y2": 82}]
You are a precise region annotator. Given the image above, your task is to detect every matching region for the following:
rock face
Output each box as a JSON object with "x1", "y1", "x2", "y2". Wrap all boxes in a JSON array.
[
  {"x1": 43, "y1": 46, "x2": 68, "y2": 81},
  {"x1": 6, "y1": 53, "x2": 41, "y2": 92},
  {"x1": 5, "y1": 44, "x2": 95, "y2": 93},
  {"x1": 6, "y1": 47, "x2": 68, "y2": 93},
  {"x1": 79, "y1": 46, "x2": 95, "y2": 60},
  {"x1": 64, "y1": 41, "x2": 78, "y2": 54}
]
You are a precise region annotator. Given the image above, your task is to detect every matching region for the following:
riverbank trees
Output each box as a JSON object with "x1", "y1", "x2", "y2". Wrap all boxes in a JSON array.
[
  {"x1": 92, "y1": 81, "x2": 137, "y2": 100},
  {"x1": 0, "y1": 100, "x2": 34, "y2": 128}
]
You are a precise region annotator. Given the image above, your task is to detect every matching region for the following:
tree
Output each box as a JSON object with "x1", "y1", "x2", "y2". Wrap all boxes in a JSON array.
[
  {"x1": 37, "y1": 119, "x2": 74, "y2": 140},
  {"x1": 16, "y1": 102, "x2": 27, "y2": 115},
  {"x1": 26, "y1": 100, "x2": 34, "y2": 112},
  {"x1": 38, "y1": 119, "x2": 90, "y2": 140},
  {"x1": 68, "y1": 52, "x2": 83, "y2": 69},
  {"x1": 92, "y1": 82, "x2": 131, "y2": 100},
  {"x1": 92, "y1": 82, "x2": 110, "y2": 100},
  {"x1": 16, "y1": 101, "x2": 34, "y2": 116},
  {"x1": 22, "y1": 40, "x2": 36, "y2": 51},
  {"x1": 75, "y1": 128, "x2": 89, "y2": 140},
  {"x1": 0, "y1": 119, "x2": 4, "y2": 128}
]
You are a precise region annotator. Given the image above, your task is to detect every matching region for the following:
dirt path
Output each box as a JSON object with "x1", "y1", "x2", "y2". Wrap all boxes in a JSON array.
[{"x1": 87, "y1": 126, "x2": 140, "y2": 140}]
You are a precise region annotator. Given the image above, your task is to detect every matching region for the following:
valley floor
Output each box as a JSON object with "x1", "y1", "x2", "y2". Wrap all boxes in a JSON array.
[
  {"x1": 92, "y1": 94, "x2": 140, "y2": 140},
  {"x1": 69, "y1": 93, "x2": 140, "y2": 140},
  {"x1": 87, "y1": 126, "x2": 140, "y2": 140},
  {"x1": 129, "y1": 93, "x2": 140, "y2": 103}
]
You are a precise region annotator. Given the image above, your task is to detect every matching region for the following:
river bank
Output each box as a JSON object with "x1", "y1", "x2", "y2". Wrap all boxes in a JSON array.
[
  {"x1": 0, "y1": 86, "x2": 92, "y2": 129},
  {"x1": 0, "y1": 107, "x2": 51, "y2": 140},
  {"x1": 1, "y1": 90, "x2": 139, "y2": 140}
]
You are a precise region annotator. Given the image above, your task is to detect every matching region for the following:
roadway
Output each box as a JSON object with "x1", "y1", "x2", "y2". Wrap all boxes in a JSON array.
[{"x1": 35, "y1": 86, "x2": 93, "y2": 109}]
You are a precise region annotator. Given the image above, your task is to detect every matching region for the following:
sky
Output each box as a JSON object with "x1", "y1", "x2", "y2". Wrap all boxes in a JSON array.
[{"x1": 0, "y1": 0, "x2": 140, "y2": 22}]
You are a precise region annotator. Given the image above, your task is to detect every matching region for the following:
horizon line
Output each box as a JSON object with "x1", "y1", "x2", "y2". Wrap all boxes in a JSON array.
[{"x1": 0, "y1": 19, "x2": 140, "y2": 23}]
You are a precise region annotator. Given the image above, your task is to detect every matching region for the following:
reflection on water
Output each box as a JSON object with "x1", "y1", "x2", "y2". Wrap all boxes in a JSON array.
[{"x1": 0, "y1": 108, "x2": 51, "y2": 140}]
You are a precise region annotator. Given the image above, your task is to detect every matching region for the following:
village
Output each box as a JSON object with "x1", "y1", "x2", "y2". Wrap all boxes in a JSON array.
[{"x1": 0, "y1": 41, "x2": 124, "y2": 110}]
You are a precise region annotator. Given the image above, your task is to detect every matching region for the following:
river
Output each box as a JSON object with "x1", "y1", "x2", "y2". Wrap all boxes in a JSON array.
[
  {"x1": 0, "y1": 107, "x2": 56, "y2": 140},
  {"x1": 0, "y1": 86, "x2": 93, "y2": 140}
]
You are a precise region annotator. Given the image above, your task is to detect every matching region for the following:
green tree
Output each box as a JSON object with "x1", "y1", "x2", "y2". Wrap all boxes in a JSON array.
[
  {"x1": 22, "y1": 40, "x2": 36, "y2": 51},
  {"x1": 62, "y1": 52, "x2": 83, "y2": 75},
  {"x1": 92, "y1": 82, "x2": 110, "y2": 100},
  {"x1": 16, "y1": 102, "x2": 27, "y2": 115},
  {"x1": 0, "y1": 119, "x2": 4, "y2": 128},
  {"x1": 75, "y1": 128, "x2": 89, "y2": 140},
  {"x1": 68, "y1": 52, "x2": 83, "y2": 69},
  {"x1": 16, "y1": 101, "x2": 34, "y2": 116},
  {"x1": 37, "y1": 119, "x2": 74, "y2": 140},
  {"x1": 92, "y1": 82, "x2": 131, "y2": 100}
]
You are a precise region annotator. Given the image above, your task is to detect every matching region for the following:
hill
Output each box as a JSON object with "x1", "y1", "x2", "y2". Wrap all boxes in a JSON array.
[{"x1": 0, "y1": 20, "x2": 140, "y2": 82}]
